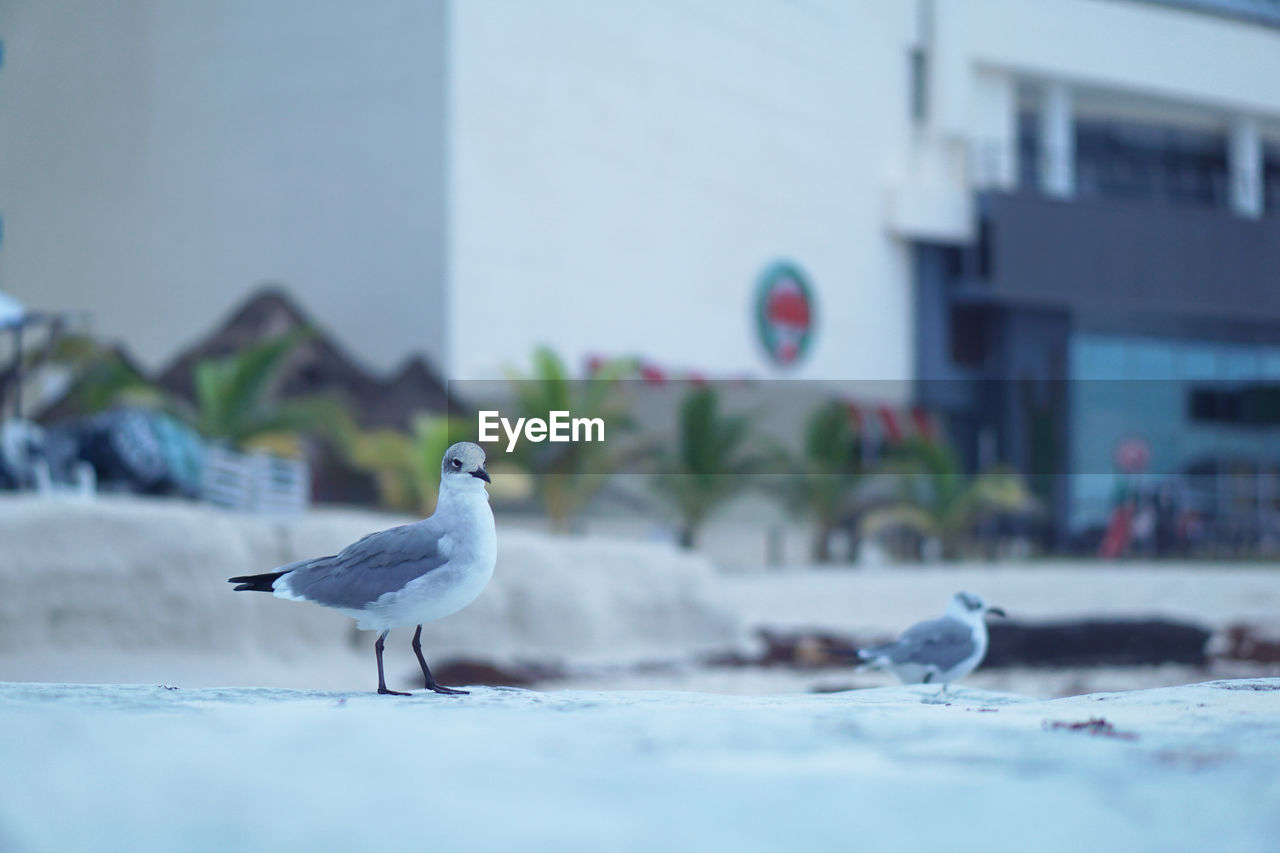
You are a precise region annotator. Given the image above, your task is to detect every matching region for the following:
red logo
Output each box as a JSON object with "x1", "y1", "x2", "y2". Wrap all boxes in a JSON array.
[{"x1": 755, "y1": 262, "x2": 816, "y2": 366}]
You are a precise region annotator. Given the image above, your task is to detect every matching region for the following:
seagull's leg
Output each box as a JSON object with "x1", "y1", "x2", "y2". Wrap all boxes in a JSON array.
[
  {"x1": 375, "y1": 630, "x2": 410, "y2": 696},
  {"x1": 412, "y1": 624, "x2": 469, "y2": 696}
]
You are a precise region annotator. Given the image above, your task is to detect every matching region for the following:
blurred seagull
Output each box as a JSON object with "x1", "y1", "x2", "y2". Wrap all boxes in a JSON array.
[
  {"x1": 229, "y1": 442, "x2": 496, "y2": 696},
  {"x1": 856, "y1": 591, "x2": 1006, "y2": 695}
]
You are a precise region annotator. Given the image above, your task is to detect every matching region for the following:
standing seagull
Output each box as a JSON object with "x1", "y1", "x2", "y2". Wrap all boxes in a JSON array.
[
  {"x1": 229, "y1": 442, "x2": 496, "y2": 696},
  {"x1": 857, "y1": 591, "x2": 1006, "y2": 695}
]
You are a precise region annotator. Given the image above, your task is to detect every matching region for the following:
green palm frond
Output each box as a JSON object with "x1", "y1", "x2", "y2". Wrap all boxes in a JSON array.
[
  {"x1": 48, "y1": 334, "x2": 162, "y2": 415},
  {"x1": 861, "y1": 437, "x2": 1038, "y2": 558},
  {"x1": 650, "y1": 387, "x2": 766, "y2": 547},
  {"x1": 194, "y1": 329, "x2": 315, "y2": 442},
  {"x1": 238, "y1": 395, "x2": 356, "y2": 450},
  {"x1": 504, "y1": 347, "x2": 636, "y2": 530},
  {"x1": 769, "y1": 401, "x2": 869, "y2": 561},
  {"x1": 350, "y1": 414, "x2": 467, "y2": 515}
]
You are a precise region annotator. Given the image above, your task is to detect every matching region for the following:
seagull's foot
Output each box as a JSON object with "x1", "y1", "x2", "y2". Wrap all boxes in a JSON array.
[
  {"x1": 426, "y1": 684, "x2": 470, "y2": 696},
  {"x1": 377, "y1": 686, "x2": 412, "y2": 696}
]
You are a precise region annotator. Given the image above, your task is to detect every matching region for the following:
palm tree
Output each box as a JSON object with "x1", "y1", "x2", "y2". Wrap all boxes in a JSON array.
[
  {"x1": 860, "y1": 437, "x2": 1037, "y2": 560},
  {"x1": 506, "y1": 346, "x2": 635, "y2": 531},
  {"x1": 651, "y1": 386, "x2": 765, "y2": 548},
  {"x1": 49, "y1": 334, "x2": 175, "y2": 414},
  {"x1": 51, "y1": 329, "x2": 352, "y2": 453},
  {"x1": 350, "y1": 414, "x2": 465, "y2": 516},
  {"x1": 775, "y1": 400, "x2": 868, "y2": 562},
  {"x1": 192, "y1": 329, "x2": 353, "y2": 452}
]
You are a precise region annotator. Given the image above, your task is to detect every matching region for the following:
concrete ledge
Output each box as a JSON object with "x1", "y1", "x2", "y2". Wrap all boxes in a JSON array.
[{"x1": 0, "y1": 678, "x2": 1276, "y2": 852}]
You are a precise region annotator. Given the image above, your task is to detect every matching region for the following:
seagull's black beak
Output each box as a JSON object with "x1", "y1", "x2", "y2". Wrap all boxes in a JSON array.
[
  {"x1": 471, "y1": 467, "x2": 491, "y2": 483},
  {"x1": 987, "y1": 607, "x2": 1007, "y2": 618}
]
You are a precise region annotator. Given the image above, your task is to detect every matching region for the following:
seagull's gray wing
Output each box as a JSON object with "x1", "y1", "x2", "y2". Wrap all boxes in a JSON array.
[
  {"x1": 280, "y1": 520, "x2": 449, "y2": 610},
  {"x1": 869, "y1": 617, "x2": 977, "y2": 672}
]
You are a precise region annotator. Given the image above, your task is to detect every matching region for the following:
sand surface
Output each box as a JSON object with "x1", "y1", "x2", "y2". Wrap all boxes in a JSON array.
[{"x1": 4, "y1": 496, "x2": 1278, "y2": 698}]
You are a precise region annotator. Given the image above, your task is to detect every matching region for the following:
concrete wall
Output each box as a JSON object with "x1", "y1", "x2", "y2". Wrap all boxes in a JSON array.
[
  {"x1": 446, "y1": 0, "x2": 919, "y2": 383},
  {"x1": 0, "y1": 0, "x2": 447, "y2": 374}
]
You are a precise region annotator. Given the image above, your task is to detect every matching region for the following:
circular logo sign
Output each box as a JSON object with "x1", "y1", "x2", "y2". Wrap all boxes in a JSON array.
[{"x1": 755, "y1": 261, "x2": 816, "y2": 367}]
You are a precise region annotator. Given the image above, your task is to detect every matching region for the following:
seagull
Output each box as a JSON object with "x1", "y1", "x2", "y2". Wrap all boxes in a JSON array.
[
  {"x1": 856, "y1": 591, "x2": 1006, "y2": 695},
  {"x1": 229, "y1": 441, "x2": 496, "y2": 696}
]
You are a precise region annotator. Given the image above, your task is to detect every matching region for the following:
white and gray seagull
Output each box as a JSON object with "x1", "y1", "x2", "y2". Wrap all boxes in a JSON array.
[
  {"x1": 229, "y1": 441, "x2": 496, "y2": 696},
  {"x1": 856, "y1": 591, "x2": 1006, "y2": 695}
]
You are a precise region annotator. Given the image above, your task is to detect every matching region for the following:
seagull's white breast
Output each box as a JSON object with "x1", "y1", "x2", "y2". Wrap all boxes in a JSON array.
[
  {"x1": 939, "y1": 626, "x2": 988, "y2": 684},
  {"x1": 346, "y1": 488, "x2": 497, "y2": 632}
]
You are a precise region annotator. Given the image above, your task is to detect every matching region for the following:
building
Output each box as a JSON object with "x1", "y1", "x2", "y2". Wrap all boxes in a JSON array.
[
  {"x1": 1, "y1": 0, "x2": 1278, "y2": 539},
  {"x1": 902, "y1": 0, "x2": 1280, "y2": 541},
  {"x1": 0, "y1": 0, "x2": 917, "y2": 384}
]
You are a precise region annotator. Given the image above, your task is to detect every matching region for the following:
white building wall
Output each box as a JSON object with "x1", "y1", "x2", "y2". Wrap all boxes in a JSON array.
[
  {"x1": 2, "y1": 0, "x2": 1277, "y2": 386},
  {"x1": 446, "y1": 0, "x2": 919, "y2": 383},
  {"x1": 0, "y1": 0, "x2": 447, "y2": 373}
]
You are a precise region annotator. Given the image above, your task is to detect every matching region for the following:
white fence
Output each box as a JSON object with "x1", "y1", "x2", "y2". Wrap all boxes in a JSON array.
[{"x1": 200, "y1": 445, "x2": 310, "y2": 515}]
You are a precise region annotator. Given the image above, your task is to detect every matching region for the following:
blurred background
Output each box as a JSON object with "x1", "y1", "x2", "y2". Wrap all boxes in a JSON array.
[{"x1": 1, "y1": 0, "x2": 1278, "y2": 698}]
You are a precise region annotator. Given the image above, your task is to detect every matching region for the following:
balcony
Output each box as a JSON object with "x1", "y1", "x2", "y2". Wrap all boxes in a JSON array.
[
  {"x1": 1017, "y1": 113, "x2": 1280, "y2": 215},
  {"x1": 977, "y1": 190, "x2": 1280, "y2": 324}
]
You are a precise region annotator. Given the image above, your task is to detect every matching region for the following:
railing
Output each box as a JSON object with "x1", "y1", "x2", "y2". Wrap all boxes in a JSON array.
[{"x1": 200, "y1": 445, "x2": 310, "y2": 515}]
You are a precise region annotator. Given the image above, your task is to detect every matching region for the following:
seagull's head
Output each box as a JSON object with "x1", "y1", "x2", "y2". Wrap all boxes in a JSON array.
[
  {"x1": 441, "y1": 441, "x2": 491, "y2": 488},
  {"x1": 948, "y1": 591, "x2": 1006, "y2": 621}
]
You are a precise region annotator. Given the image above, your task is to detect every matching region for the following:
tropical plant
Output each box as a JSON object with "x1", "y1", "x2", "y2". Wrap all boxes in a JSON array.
[
  {"x1": 350, "y1": 414, "x2": 465, "y2": 515},
  {"x1": 859, "y1": 437, "x2": 1038, "y2": 560},
  {"x1": 192, "y1": 329, "x2": 353, "y2": 452},
  {"x1": 774, "y1": 400, "x2": 869, "y2": 562},
  {"x1": 506, "y1": 346, "x2": 635, "y2": 531},
  {"x1": 650, "y1": 386, "x2": 767, "y2": 549},
  {"x1": 49, "y1": 335, "x2": 174, "y2": 414}
]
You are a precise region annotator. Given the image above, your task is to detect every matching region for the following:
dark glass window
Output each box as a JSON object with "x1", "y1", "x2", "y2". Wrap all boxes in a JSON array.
[
  {"x1": 950, "y1": 305, "x2": 989, "y2": 367},
  {"x1": 975, "y1": 216, "x2": 993, "y2": 279},
  {"x1": 1074, "y1": 118, "x2": 1229, "y2": 208},
  {"x1": 1188, "y1": 383, "x2": 1280, "y2": 427},
  {"x1": 1264, "y1": 142, "x2": 1280, "y2": 216},
  {"x1": 1017, "y1": 111, "x2": 1040, "y2": 192}
]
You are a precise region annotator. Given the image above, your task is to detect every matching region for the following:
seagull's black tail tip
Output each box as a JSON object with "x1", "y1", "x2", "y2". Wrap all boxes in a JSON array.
[{"x1": 228, "y1": 570, "x2": 287, "y2": 592}]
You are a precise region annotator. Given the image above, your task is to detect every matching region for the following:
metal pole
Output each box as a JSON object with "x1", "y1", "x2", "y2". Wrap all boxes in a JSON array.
[{"x1": 12, "y1": 321, "x2": 23, "y2": 420}]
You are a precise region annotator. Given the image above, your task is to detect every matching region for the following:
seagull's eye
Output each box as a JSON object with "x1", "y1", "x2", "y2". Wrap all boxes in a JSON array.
[{"x1": 451, "y1": 458, "x2": 462, "y2": 469}]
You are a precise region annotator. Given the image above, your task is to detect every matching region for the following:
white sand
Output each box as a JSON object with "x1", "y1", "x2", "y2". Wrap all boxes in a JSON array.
[
  {"x1": 0, "y1": 679, "x2": 1277, "y2": 853},
  {"x1": 4, "y1": 495, "x2": 1279, "y2": 697},
  {"x1": 0, "y1": 495, "x2": 746, "y2": 690}
]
